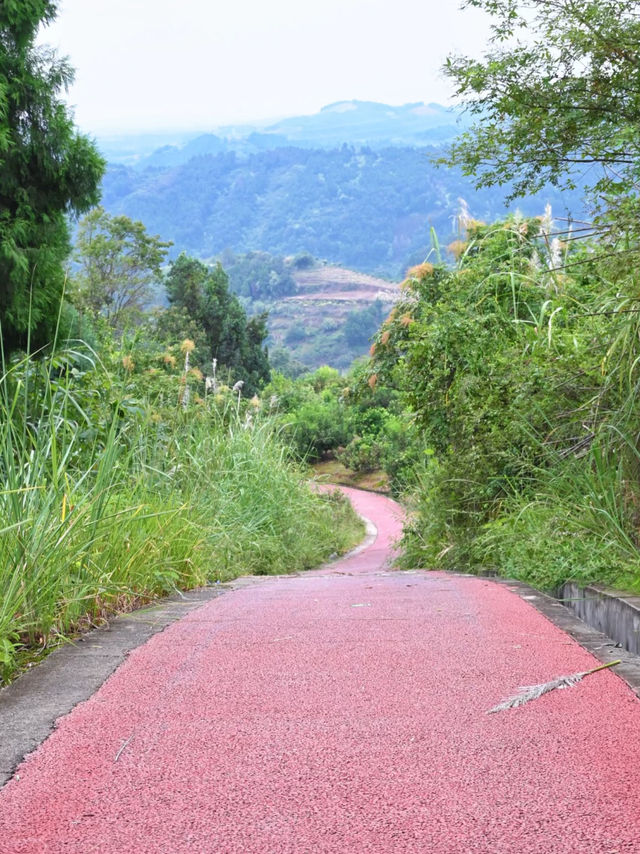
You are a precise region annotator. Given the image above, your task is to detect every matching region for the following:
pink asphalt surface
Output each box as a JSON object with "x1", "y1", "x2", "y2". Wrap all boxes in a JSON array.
[{"x1": 1, "y1": 487, "x2": 640, "y2": 853}]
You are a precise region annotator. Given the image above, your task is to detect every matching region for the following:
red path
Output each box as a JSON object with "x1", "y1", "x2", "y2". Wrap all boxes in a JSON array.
[{"x1": 1, "y1": 487, "x2": 640, "y2": 853}]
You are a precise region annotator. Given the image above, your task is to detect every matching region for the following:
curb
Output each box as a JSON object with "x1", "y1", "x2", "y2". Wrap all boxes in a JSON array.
[
  {"x1": 475, "y1": 575, "x2": 640, "y2": 698},
  {"x1": 560, "y1": 581, "x2": 640, "y2": 656}
]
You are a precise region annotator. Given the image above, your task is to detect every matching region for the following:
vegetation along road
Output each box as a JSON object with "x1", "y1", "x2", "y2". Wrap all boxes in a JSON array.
[{"x1": 1, "y1": 487, "x2": 639, "y2": 853}]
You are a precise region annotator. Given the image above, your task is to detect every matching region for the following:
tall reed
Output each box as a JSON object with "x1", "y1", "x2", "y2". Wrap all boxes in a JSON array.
[{"x1": 0, "y1": 349, "x2": 362, "y2": 683}]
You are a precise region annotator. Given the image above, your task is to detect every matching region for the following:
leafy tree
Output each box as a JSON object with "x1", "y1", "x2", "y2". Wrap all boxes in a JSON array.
[
  {"x1": 291, "y1": 251, "x2": 315, "y2": 270},
  {"x1": 443, "y1": 0, "x2": 640, "y2": 236},
  {"x1": 269, "y1": 346, "x2": 308, "y2": 379},
  {"x1": 224, "y1": 250, "x2": 297, "y2": 301},
  {"x1": 241, "y1": 313, "x2": 271, "y2": 389},
  {"x1": 150, "y1": 304, "x2": 209, "y2": 363},
  {"x1": 72, "y1": 207, "x2": 172, "y2": 330},
  {"x1": 264, "y1": 367, "x2": 351, "y2": 461},
  {"x1": 0, "y1": 1, "x2": 104, "y2": 351},
  {"x1": 344, "y1": 300, "x2": 386, "y2": 347},
  {"x1": 284, "y1": 321, "x2": 307, "y2": 346},
  {"x1": 164, "y1": 254, "x2": 270, "y2": 394}
]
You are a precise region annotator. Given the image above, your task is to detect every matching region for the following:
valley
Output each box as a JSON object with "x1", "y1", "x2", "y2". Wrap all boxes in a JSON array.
[{"x1": 95, "y1": 100, "x2": 586, "y2": 372}]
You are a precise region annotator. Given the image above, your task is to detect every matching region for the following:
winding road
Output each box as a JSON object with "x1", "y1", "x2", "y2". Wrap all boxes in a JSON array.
[{"x1": 1, "y1": 487, "x2": 640, "y2": 853}]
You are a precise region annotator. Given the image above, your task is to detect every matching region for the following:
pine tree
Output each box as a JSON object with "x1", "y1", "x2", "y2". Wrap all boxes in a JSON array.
[{"x1": 0, "y1": 1, "x2": 104, "y2": 351}]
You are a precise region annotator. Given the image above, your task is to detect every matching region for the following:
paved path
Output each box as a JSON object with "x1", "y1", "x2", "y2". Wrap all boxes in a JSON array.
[{"x1": 1, "y1": 487, "x2": 640, "y2": 853}]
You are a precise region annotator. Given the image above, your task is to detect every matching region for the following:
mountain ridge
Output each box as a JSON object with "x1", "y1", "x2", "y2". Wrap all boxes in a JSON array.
[{"x1": 97, "y1": 100, "x2": 467, "y2": 167}]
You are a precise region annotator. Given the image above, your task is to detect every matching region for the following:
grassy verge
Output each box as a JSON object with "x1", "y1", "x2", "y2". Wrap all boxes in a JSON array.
[
  {"x1": 470, "y1": 445, "x2": 640, "y2": 594},
  {"x1": 0, "y1": 350, "x2": 363, "y2": 686}
]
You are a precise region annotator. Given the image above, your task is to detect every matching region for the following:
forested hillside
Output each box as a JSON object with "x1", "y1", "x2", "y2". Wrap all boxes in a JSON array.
[
  {"x1": 101, "y1": 144, "x2": 581, "y2": 278},
  {"x1": 213, "y1": 250, "x2": 396, "y2": 371},
  {"x1": 266, "y1": 264, "x2": 397, "y2": 371}
]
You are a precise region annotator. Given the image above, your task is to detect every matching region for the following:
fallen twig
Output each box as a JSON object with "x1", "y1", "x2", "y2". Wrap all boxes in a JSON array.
[
  {"x1": 488, "y1": 660, "x2": 621, "y2": 713},
  {"x1": 114, "y1": 733, "x2": 135, "y2": 762}
]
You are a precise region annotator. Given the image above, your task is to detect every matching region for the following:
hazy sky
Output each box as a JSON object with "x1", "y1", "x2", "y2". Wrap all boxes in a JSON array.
[{"x1": 41, "y1": 0, "x2": 491, "y2": 135}]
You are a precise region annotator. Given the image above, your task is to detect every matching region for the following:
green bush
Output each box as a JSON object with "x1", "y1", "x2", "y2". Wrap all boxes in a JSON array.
[
  {"x1": 370, "y1": 216, "x2": 640, "y2": 589},
  {"x1": 337, "y1": 436, "x2": 384, "y2": 472}
]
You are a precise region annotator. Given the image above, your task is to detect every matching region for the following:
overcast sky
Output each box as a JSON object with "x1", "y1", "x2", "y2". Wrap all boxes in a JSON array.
[{"x1": 41, "y1": 0, "x2": 491, "y2": 135}]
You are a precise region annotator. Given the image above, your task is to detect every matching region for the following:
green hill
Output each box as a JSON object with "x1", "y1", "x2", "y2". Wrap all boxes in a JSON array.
[{"x1": 101, "y1": 145, "x2": 578, "y2": 279}]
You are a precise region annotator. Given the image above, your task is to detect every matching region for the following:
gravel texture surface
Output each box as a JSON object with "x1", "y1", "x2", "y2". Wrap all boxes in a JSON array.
[{"x1": 1, "y1": 487, "x2": 639, "y2": 853}]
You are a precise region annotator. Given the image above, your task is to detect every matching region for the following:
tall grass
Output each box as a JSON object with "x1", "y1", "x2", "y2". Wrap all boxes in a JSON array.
[
  {"x1": 388, "y1": 216, "x2": 640, "y2": 591},
  {"x1": 0, "y1": 349, "x2": 363, "y2": 684},
  {"x1": 472, "y1": 431, "x2": 640, "y2": 592},
  {"x1": 463, "y1": 441, "x2": 640, "y2": 596},
  {"x1": 471, "y1": 266, "x2": 640, "y2": 592}
]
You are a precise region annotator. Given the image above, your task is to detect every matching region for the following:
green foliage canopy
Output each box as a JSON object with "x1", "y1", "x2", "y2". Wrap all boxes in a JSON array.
[
  {"x1": 223, "y1": 250, "x2": 297, "y2": 301},
  {"x1": 444, "y1": 0, "x2": 640, "y2": 233},
  {"x1": 344, "y1": 300, "x2": 386, "y2": 348},
  {"x1": 368, "y1": 218, "x2": 615, "y2": 566},
  {"x1": 72, "y1": 207, "x2": 172, "y2": 330},
  {"x1": 164, "y1": 254, "x2": 270, "y2": 394},
  {"x1": 0, "y1": 1, "x2": 104, "y2": 350}
]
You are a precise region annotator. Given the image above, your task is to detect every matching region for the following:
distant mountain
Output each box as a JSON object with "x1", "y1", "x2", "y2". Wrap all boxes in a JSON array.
[
  {"x1": 139, "y1": 134, "x2": 228, "y2": 169},
  {"x1": 251, "y1": 100, "x2": 466, "y2": 148},
  {"x1": 95, "y1": 131, "x2": 202, "y2": 167},
  {"x1": 97, "y1": 100, "x2": 468, "y2": 169},
  {"x1": 94, "y1": 100, "x2": 589, "y2": 371}
]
